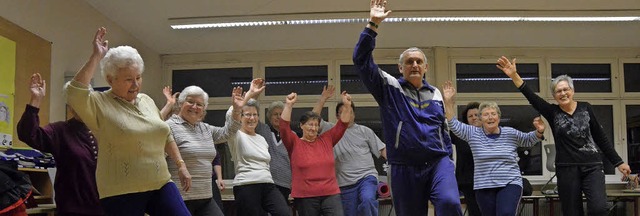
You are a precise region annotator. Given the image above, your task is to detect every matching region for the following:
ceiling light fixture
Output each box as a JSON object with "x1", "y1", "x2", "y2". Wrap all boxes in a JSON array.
[{"x1": 170, "y1": 16, "x2": 640, "y2": 29}]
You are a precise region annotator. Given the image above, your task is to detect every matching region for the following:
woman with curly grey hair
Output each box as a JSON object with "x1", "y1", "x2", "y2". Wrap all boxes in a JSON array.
[{"x1": 64, "y1": 27, "x2": 196, "y2": 215}]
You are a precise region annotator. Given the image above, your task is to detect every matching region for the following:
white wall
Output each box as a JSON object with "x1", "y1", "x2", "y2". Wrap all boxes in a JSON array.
[{"x1": 0, "y1": 0, "x2": 164, "y2": 122}]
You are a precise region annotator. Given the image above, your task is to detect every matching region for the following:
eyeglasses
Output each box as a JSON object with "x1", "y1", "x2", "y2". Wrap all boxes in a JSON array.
[
  {"x1": 554, "y1": 87, "x2": 572, "y2": 95},
  {"x1": 242, "y1": 113, "x2": 259, "y2": 118},
  {"x1": 303, "y1": 123, "x2": 320, "y2": 128},
  {"x1": 481, "y1": 112, "x2": 499, "y2": 118},
  {"x1": 184, "y1": 100, "x2": 205, "y2": 108}
]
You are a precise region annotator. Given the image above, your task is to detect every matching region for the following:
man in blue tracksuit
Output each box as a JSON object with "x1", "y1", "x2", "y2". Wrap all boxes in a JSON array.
[{"x1": 352, "y1": 1, "x2": 463, "y2": 215}]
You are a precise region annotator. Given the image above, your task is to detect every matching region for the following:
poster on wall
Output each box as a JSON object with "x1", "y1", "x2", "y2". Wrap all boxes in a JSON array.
[{"x1": 0, "y1": 35, "x2": 16, "y2": 146}]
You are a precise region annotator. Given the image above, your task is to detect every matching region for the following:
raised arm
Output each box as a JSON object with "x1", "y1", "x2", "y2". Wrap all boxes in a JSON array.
[
  {"x1": 281, "y1": 93, "x2": 297, "y2": 122},
  {"x1": 17, "y1": 73, "x2": 55, "y2": 153},
  {"x1": 312, "y1": 85, "x2": 335, "y2": 115},
  {"x1": 244, "y1": 78, "x2": 266, "y2": 101},
  {"x1": 497, "y1": 56, "x2": 554, "y2": 117},
  {"x1": 368, "y1": 0, "x2": 392, "y2": 32},
  {"x1": 160, "y1": 86, "x2": 179, "y2": 120},
  {"x1": 338, "y1": 91, "x2": 353, "y2": 124},
  {"x1": 231, "y1": 86, "x2": 244, "y2": 121},
  {"x1": 442, "y1": 81, "x2": 456, "y2": 121},
  {"x1": 496, "y1": 56, "x2": 524, "y2": 88},
  {"x1": 279, "y1": 93, "x2": 298, "y2": 152},
  {"x1": 73, "y1": 27, "x2": 108, "y2": 86}
]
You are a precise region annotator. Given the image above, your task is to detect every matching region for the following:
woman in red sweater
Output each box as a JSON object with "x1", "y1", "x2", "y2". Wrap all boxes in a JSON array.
[{"x1": 279, "y1": 91, "x2": 353, "y2": 216}]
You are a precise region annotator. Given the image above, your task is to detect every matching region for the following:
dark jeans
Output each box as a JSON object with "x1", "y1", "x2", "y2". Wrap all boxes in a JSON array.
[
  {"x1": 459, "y1": 183, "x2": 481, "y2": 216},
  {"x1": 475, "y1": 184, "x2": 522, "y2": 216},
  {"x1": 557, "y1": 165, "x2": 609, "y2": 216},
  {"x1": 293, "y1": 194, "x2": 344, "y2": 216},
  {"x1": 184, "y1": 198, "x2": 223, "y2": 216},
  {"x1": 233, "y1": 183, "x2": 291, "y2": 216},
  {"x1": 100, "y1": 182, "x2": 191, "y2": 216}
]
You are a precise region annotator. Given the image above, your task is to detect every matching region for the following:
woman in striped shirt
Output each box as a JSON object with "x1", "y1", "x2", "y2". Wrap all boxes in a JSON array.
[{"x1": 442, "y1": 81, "x2": 545, "y2": 216}]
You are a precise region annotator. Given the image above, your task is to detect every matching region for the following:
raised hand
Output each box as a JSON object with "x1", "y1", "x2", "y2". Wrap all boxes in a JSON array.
[
  {"x1": 442, "y1": 81, "x2": 456, "y2": 104},
  {"x1": 533, "y1": 116, "x2": 545, "y2": 133},
  {"x1": 29, "y1": 73, "x2": 46, "y2": 108},
  {"x1": 232, "y1": 86, "x2": 244, "y2": 109},
  {"x1": 321, "y1": 85, "x2": 335, "y2": 101},
  {"x1": 496, "y1": 56, "x2": 518, "y2": 77},
  {"x1": 341, "y1": 91, "x2": 352, "y2": 106},
  {"x1": 246, "y1": 78, "x2": 266, "y2": 100},
  {"x1": 285, "y1": 93, "x2": 297, "y2": 105},
  {"x1": 163, "y1": 86, "x2": 179, "y2": 105},
  {"x1": 93, "y1": 27, "x2": 109, "y2": 59},
  {"x1": 370, "y1": 0, "x2": 392, "y2": 24}
]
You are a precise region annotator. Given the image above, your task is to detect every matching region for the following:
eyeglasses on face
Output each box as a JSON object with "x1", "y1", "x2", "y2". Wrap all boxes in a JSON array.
[
  {"x1": 554, "y1": 87, "x2": 572, "y2": 95},
  {"x1": 242, "y1": 113, "x2": 259, "y2": 118}
]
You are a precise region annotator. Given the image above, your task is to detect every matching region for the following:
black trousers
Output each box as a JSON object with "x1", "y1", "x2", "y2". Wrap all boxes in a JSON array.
[
  {"x1": 556, "y1": 165, "x2": 609, "y2": 216},
  {"x1": 233, "y1": 183, "x2": 291, "y2": 216},
  {"x1": 293, "y1": 194, "x2": 344, "y2": 216}
]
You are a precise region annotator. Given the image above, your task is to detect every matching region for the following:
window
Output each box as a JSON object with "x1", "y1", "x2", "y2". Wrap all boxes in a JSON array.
[
  {"x1": 591, "y1": 105, "x2": 616, "y2": 174},
  {"x1": 340, "y1": 64, "x2": 402, "y2": 94},
  {"x1": 264, "y1": 65, "x2": 328, "y2": 96},
  {"x1": 626, "y1": 105, "x2": 640, "y2": 174},
  {"x1": 551, "y1": 63, "x2": 611, "y2": 92},
  {"x1": 172, "y1": 67, "x2": 253, "y2": 98},
  {"x1": 624, "y1": 63, "x2": 640, "y2": 92},
  {"x1": 455, "y1": 63, "x2": 540, "y2": 93}
]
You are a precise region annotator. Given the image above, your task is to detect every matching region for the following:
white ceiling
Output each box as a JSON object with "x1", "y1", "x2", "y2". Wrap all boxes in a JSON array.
[{"x1": 83, "y1": 0, "x2": 640, "y2": 54}]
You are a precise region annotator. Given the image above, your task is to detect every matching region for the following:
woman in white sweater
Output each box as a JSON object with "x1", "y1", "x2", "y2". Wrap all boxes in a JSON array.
[{"x1": 228, "y1": 80, "x2": 291, "y2": 216}]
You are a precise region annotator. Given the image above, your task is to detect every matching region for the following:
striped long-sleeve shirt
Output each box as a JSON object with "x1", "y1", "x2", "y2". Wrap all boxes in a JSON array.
[
  {"x1": 166, "y1": 113, "x2": 240, "y2": 200},
  {"x1": 449, "y1": 118, "x2": 541, "y2": 190}
]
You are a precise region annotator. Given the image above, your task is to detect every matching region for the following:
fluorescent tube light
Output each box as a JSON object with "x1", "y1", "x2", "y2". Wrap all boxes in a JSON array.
[{"x1": 171, "y1": 16, "x2": 640, "y2": 29}]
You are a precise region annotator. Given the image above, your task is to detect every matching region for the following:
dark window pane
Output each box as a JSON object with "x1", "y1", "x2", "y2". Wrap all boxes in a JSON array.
[
  {"x1": 202, "y1": 110, "x2": 235, "y2": 179},
  {"x1": 265, "y1": 66, "x2": 328, "y2": 96},
  {"x1": 456, "y1": 63, "x2": 539, "y2": 93},
  {"x1": 551, "y1": 64, "x2": 611, "y2": 92},
  {"x1": 591, "y1": 105, "x2": 615, "y2": 174},
  {"x1": 624, "y1": 63, "x2": 640, "y2": 92},
  {"x1": 340, "y1": 64, "x2": 402, "y2": 94},
  {"x1": 172, "y1": 68, "x2": 253, "y2": 98},
  {"x1": 494, "y1": 105, "x2": 542, "y2": 176},
  {"x1": 626, "y1": 105, "x2": 640, "y2": 174}
]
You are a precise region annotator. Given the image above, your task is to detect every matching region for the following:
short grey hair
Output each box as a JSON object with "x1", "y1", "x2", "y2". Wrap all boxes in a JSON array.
[
  {"x1": 267, "y1": 101, "x2": 284, "y2": 117},
  {"x1": 244, "y1": 99, "x2": 260, "y2": 111},
  {"x1": 178, "y1": 85, "x2": 209, "y2": 109},
  {"x1": 100, "y1": 46, "x2": 144, "y2": 81},
  {"x1": 551, "y1": 75, "x2": 575, "y2": 93},
  {"x1": 479, "y1": 101, "x2": 501, "y2": 117},
  {"x1": 398, "y1": 47, "x2": 428, "y2": 66}
]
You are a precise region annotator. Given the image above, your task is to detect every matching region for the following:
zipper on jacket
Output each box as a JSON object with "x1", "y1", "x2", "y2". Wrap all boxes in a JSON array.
[
  {"x1": 395, "y1": 121, "x2": 403, "y2": 149},
  {"x1": 438, "y1": 126, "x2": 446, "y2": 151}
]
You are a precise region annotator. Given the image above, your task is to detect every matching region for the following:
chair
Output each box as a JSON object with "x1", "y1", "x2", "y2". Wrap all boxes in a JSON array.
[{"x1": 541, "y1": 144, "x2": 558, "y2": 195}]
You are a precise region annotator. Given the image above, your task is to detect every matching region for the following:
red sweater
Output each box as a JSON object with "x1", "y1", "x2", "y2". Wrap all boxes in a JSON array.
[{"x1": 279, "y1": 119, "x2": 348, "y2": 198}]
